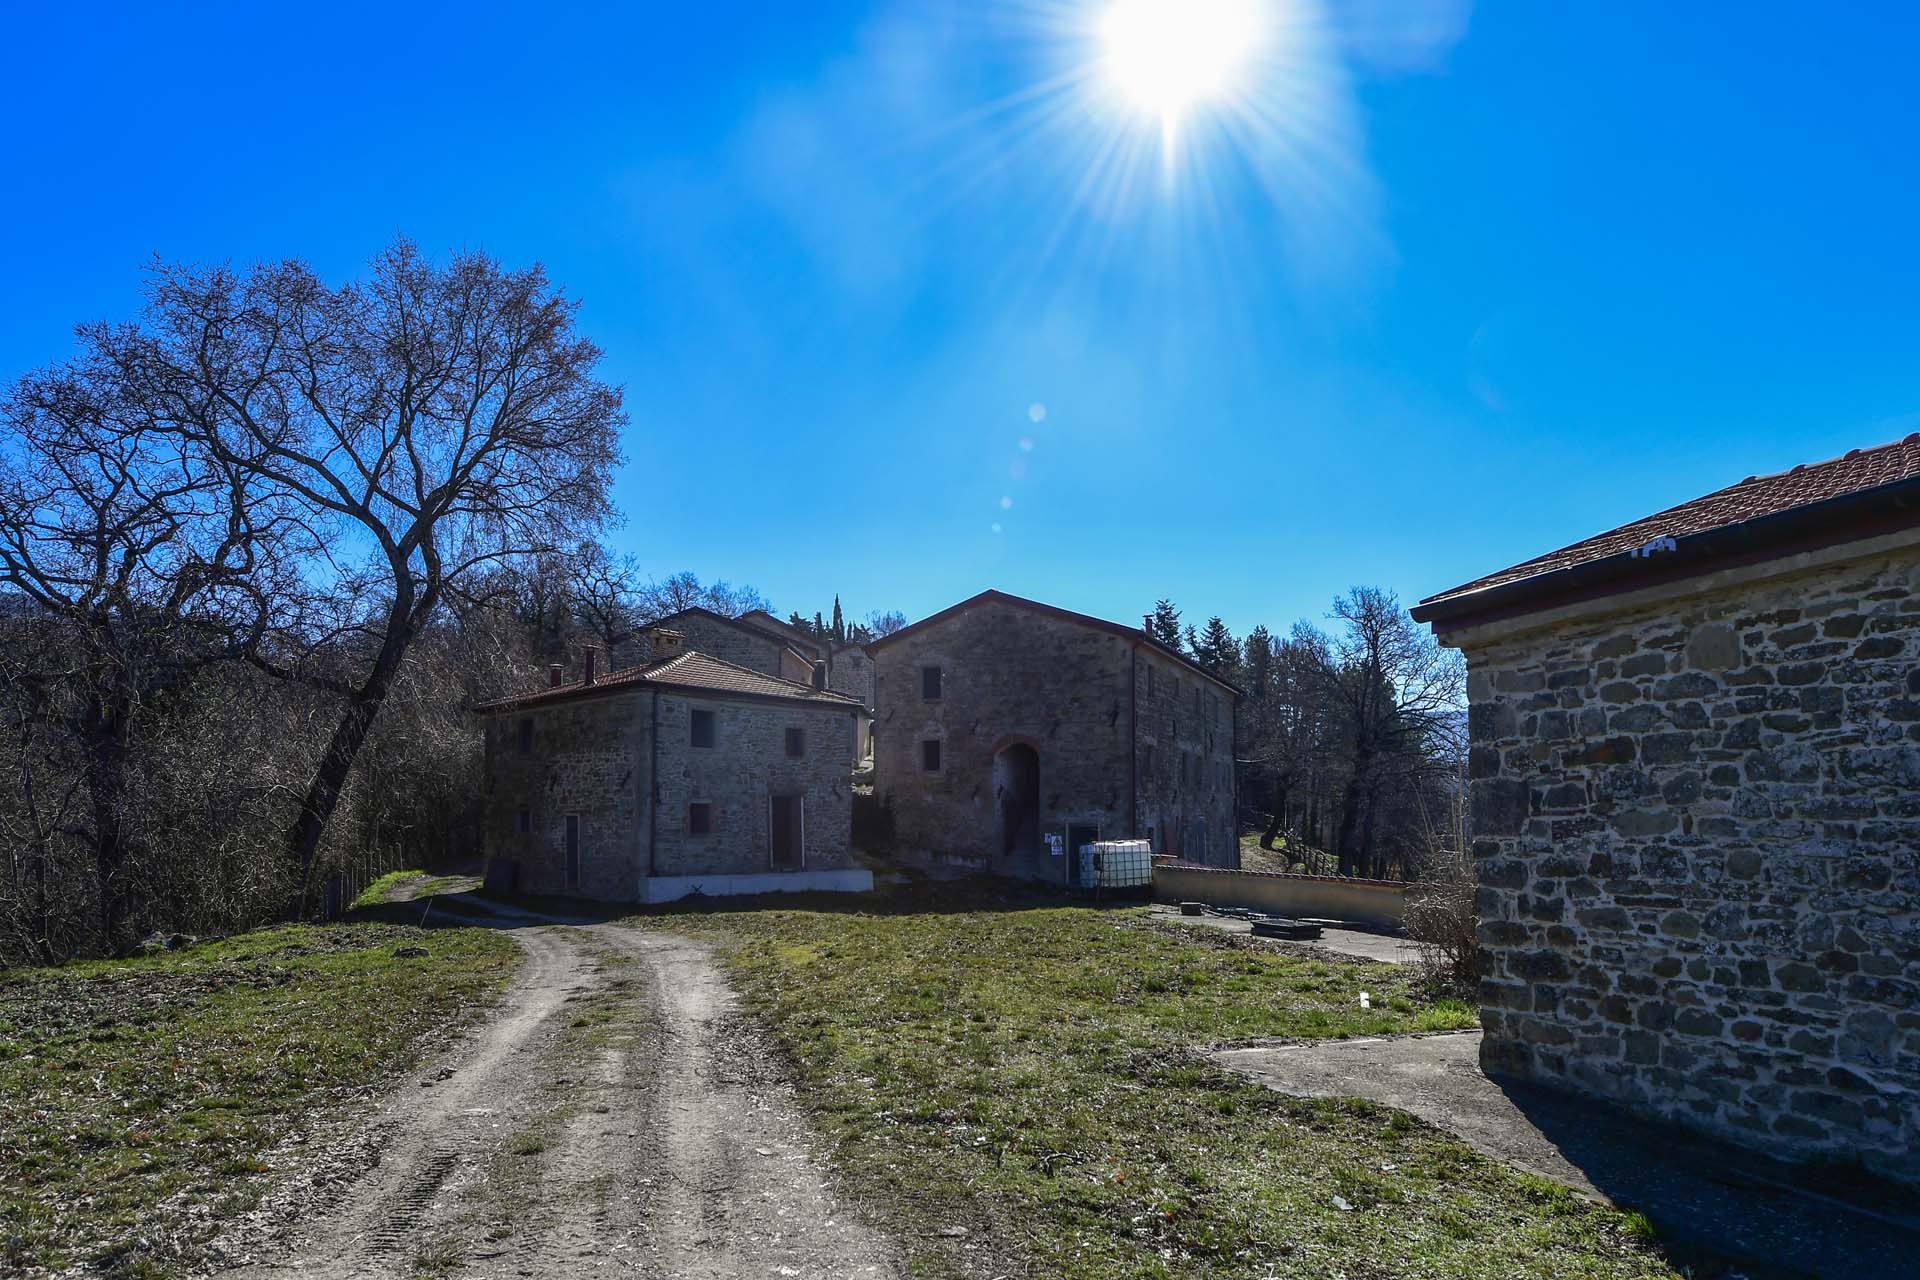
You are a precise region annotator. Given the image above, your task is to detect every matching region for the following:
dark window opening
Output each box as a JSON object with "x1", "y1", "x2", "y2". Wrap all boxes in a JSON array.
[
  {"x1": 688, "y1": 803, "x2": 713, "y2": 835},
  {"x1": 922, "y1": 666, "x2": 943, "y2": 700},
  {"x1": 691, "y1": 709, "x2": 715, "y2": 748},
  {"x1": 516, "y1": 717, "x2": 533, "y2": 753},
  {"x1": 1143, "y1": 744, "x2": 1155, "y2": 781},
  {"x1": 565, "y1": 815, "x2": 580, "y2": 888},
  {"x1": 921, "y1": 739, "x2": 942, "y2": 772},
  {"x1": 785, "y1": 727, "x2": 805, "y2": 758}
]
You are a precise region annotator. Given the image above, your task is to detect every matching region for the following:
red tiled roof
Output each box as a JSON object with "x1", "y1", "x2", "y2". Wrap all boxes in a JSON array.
[
  {"x1": 473, "y1": 650, "x2": 863, "y2": 714},
  {"x1": 1419, "y1": 434, "x2": 1920, "y2": 617}
]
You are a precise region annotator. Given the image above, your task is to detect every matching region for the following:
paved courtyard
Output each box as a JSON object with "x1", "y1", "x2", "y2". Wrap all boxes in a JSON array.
[{"x1": 1215, "y1": 1030, "x2": 1920, "y2": 1279}]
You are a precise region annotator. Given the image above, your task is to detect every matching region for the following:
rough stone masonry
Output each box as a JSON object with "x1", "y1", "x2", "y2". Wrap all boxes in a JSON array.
[{"x1": 1456, "y1": 542, "x2": 1920, "y2": 1182}]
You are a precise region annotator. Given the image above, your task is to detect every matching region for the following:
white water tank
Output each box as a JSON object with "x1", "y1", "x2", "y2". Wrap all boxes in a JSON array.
[{"x1": 1079, "y1": 839, "x2": 1154, "y2": 889}]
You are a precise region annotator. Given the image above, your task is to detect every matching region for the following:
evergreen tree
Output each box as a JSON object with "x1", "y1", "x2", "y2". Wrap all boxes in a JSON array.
[
  {"x1": 813, "y1": 610, "x2": 826, "y2": 638},
  {"x1": 1149, "y1": 598, "x2": 1184, "y2": 650},
  {"x1": 788, "y1": 610, "x2": 809, "y2": 634},
  {"x1": 1244, "y1": 625, "x2": 1274, "y2": 699},
  {"x1": 831, "y1": 595, "x2": 845, "y2": 643},
  {"x1": 1193, "y1": 616, "x2": 1239, "y2": 677}
]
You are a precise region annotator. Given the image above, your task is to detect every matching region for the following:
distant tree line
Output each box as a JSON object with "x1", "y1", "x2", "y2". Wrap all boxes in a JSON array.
[
  {"x1": 775, "y1": 595, "x2": 907, "y2": 646},
  {"x1": 1148, "y1": 591, "x2": 1466, "y2": 882},
  {"x1": 0, "y1": 242, "x2": 862, "y2": 964}
]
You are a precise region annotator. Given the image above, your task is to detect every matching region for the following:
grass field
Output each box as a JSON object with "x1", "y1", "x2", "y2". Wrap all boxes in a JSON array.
[
  {"x1": 656, "y1": 897, "x2": 1680, "y2": 1280},
  {"x1": 0, "y1": 922, "x2": 519, "y2": 1278}
]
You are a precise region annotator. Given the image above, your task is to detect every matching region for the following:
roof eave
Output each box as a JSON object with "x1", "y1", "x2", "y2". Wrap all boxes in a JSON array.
[
  {"x1": 472, "y1": 678, "x2": 862, "y2": 716},
  {"x1": 1413, "y1": 474, "x2": 1920, "y2": 635}
]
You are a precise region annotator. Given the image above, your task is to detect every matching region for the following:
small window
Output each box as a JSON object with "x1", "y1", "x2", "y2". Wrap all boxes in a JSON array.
[
  {"x1": 921, "y1": 739, "x2": 942, "y2": 772},
  {"x1": 516, "y1": 717, "x2": 533, "y2": 754},
  {"x1": 922, "y1": 666, "x2": 943, "y2": 700},
  {"x1": 785, "y1": 727, "x2": 806, "y2": 758},
  {"x1": 1143, "y1": 744, "x2": 1155, "y2": 780},
  {"x1": 691, "y1": 709, "x2": 715, "y2": 748},
  {"x1": 688, "y1": 803, "x2": 713, "y2": 834},
  {"x1": 516, "y1": 806, "x2": 531, "y2": 834}
]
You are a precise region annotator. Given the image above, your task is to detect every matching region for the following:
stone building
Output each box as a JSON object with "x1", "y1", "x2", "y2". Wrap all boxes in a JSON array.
[
  {"x1": 634, "y1": 606, "x2": 817, "y2": 685},
  {"x1": 869, "y1": 590, "x2": 1239, "y2": 881},
  {"x1": 738, "y1": 608, "x2": 878, "y2": 739},
  {"x1": 1413, "y1": 436, "x2": 1920, "y2": 1183},
  {"x1": 475, "y1": 628, "x2": 871, "y2": 903},
  {"x1": 636, "y1": 606, "x2": 874, "y2": 761}
]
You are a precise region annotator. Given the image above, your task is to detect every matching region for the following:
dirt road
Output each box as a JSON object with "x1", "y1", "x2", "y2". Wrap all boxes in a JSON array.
[{"x1": 213, "y1": 911, "x2": 899, "y2": 1279}]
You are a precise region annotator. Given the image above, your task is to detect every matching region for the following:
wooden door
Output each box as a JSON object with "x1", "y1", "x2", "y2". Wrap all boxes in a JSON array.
[{"x1": 770, "y1": 795, "x2": 803, "y2": 870}]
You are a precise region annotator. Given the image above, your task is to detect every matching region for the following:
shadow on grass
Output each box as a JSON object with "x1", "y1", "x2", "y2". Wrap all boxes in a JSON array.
[
  {"x1": 1489, "y1": 1072, "x2": 1920, "y2": 1280},
  {"x1": 349, "y1": 870, "x2": 1151, "y2": 933}
]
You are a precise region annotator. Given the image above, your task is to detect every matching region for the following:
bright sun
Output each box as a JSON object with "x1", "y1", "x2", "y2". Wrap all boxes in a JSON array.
[{"x1": 1099, "y1": 0, "x2": 1263, "y2": 126}]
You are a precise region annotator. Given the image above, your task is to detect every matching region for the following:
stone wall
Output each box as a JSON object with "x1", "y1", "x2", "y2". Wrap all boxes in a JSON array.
[
  {"x1": 482, "y1": 688, "x2": 859, "y2": 898},
  {"x1": 630, "y1": 614, "x2": 794, "y2": 680},
  {"x1": 1135, "y1": 647, "x2": 1237, "y2": 866},
  {"x1": 482, "y1": 692, "x2": 648, "y2": 901},
  {"x1": 651, "y1": 694, "x2": 858, "y2": 877},
  {"x1": 1459, "y1": 543, "x2": 1920, "y2": 1182},
  {"x1": 871, "y1": 600, "x2": 1236, "y2": 879}
]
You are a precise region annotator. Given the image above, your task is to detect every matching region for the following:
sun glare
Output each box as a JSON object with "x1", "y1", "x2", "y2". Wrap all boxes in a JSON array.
[{"x1": 1100, "y1": 0, "x2": 1263, "y2": 126}]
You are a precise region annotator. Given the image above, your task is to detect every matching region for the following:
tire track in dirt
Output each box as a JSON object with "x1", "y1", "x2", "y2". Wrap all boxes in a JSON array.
[{"x1": 212, "y1": 910, "x2": 899, "y2": 1280}]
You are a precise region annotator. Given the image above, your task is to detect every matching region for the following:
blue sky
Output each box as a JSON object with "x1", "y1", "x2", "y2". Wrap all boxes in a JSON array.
[{"x1": 4, "y1": 2, "x2": 1917, "y2": 640}]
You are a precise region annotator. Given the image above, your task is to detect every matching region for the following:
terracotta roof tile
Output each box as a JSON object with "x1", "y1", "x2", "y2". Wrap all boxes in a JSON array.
[
  {"x1": 1422, "y1": 433, "x2": 1920, "y2": 611},
  {"x1": 474, "y1": 650, "x2": 863, "y2": 714}
]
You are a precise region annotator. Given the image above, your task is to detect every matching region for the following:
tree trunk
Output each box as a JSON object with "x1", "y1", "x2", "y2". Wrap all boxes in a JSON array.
[
  {"x1": 81, "y1": 687, "x2": 134, "y2": 952},
  {"x1": 1259, "y1": 774, "x2": 1290, "y2": 850},
  {"x1": 285, "y1": 612, "x2": 417, "y2": 910},
  {"x1": 1335, "y1": 750, "x2": 1374, "y2": 877}
]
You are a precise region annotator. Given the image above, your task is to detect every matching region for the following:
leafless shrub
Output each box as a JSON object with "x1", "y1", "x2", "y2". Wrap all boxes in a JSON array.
[{"x1": 1403, "y1": 850, "x2": 1479, "y2": 992}]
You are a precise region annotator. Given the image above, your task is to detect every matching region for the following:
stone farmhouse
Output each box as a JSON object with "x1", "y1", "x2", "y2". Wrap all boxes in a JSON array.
[
  {"x1": 1413, "y1": 435, "x2": 1920, "y2": 1184},
  {"x1": 737, "y1": 608, "x2": 877, "y2": 757},
  {"x1": 869, "y1": 590, "x2": 1240, "y2": 881},
  {"x1": 632, "y1": 606, "x2": 876, "y2": 761},
  {"x1": 475, "y1": 627, "x2": 871, "y2": 903}
]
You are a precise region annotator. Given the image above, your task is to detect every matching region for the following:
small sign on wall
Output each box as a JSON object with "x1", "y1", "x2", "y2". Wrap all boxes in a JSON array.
[{"x1": 1045, "y1": 832, "x2": 1064, "y2": 857}]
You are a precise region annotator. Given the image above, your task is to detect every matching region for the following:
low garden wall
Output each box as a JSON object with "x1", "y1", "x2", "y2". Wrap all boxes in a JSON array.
[{"x1": 1152, "y1": 859, "x2": 1408, "y2": 928}]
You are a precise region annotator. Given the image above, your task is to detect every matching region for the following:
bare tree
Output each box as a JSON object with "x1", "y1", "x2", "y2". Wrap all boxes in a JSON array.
[
  {"x1": 1247, "y1": 623, "x2": 1341, "y2": 857},
  {"x1": 636, "y1": 571, "x2": 771, "y2": 621},
  {"x1": 1319, "y1": 587, "x2": 1465, "y2": 878},
  {"x1": 0, "y1": 362, "x2": 282, "y2": 947},
  {"x1": 864, "y1": 609, "x2": 908, "y2": 639},
  {"x1": 92, "y1": 240, "x2": 624, "y2": 902}
]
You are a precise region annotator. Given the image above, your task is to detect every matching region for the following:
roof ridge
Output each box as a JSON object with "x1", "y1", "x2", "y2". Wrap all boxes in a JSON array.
[
  {"x1": 674, "y1": 647, "x2": 839, "y2": 695},
  {"x1": 1732, "y1": 430, "x2": 1920, "y2": 489}
]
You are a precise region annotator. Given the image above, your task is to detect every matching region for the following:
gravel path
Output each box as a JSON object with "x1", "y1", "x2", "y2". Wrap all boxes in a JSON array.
[{"x1": 214, "y1": 910, "x2": 899, "y2": 1280}]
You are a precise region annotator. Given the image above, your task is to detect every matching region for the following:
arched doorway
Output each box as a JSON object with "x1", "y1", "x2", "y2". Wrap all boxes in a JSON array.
[{"x1": 992, "y1": 742, "x2": 1040, "y2": 862}]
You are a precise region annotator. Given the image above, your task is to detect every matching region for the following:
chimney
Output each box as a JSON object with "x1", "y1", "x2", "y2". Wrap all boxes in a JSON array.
[
  {"x1": 811, "y1": 661, "x2": 828, "y2": 690},
  {"x1": 582, "y1": 646, "x2": 599, "y2": 686},
  {"x1": 548, "y1": 663, "x2": 564, "y2": 688},
  {"x1": 1143, "y1": 614, "x2": 1154, "y2": 635},
  {"x1": 646, "y1": 627, "x2": 686, "y2": 662}
]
